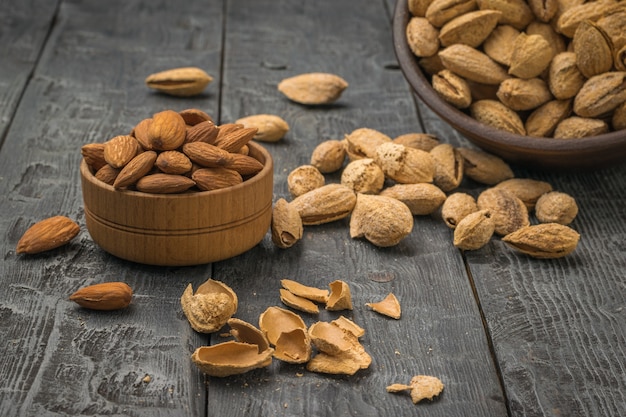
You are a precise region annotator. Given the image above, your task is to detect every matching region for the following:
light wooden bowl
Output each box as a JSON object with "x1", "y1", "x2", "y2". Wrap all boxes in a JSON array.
[
  {"x1": 392, "y1": 0, "x2": 626, "y2": 171},
  {"x1": 80, "y1": 142, "x2": 273, "y2": 266}
]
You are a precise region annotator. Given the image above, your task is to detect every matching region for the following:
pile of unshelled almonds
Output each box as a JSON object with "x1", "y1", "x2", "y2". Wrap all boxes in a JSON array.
[
  {"x1": 80, "y1": 109, "x2": 289, "y2": 194},
  {"x1": 406, "y1": 0, "x2": 626, "y2": 138},
  {"x1": 271, "y1": 127, "x2": 580, "y2": 258}
]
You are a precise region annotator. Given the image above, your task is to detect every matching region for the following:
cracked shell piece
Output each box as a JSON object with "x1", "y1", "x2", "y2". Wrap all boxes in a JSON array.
[
  {"x1": 280, "y1": 279, "x2": 329, "y2": 304},
  {"x1": 180, "y1": 279, "x2": 238, "y2": 333},
  {"x1": 309, "y1": 322, "x2": 353, "y2": 355},
  {"x1": 191, "y1": 341, "x2": 273, "y2": 377},
  {"x1": 326, "y1": 280, "x2": 353, "y2": 311},
  {"x1": 306, "y1": 321, "x2": 371, "y2": 375},
  {"x1": 274, "y1": 328, "x2": 312, "y2": 364},
  {"x1": 258, "y1": 306, "x2": 307, "y2": 346},
  {"x1": 366, "y1": 293, "x2": 401, "y2": 319},
  {"x1": 331, "y1": 316, "x2": 365, "y2": 338},
  {"x1": 227, "y1": 318, "x2": 270, "y2": 352},
  {"x1": 280, "y1": 289, "x2": 319, "y2": 314}
]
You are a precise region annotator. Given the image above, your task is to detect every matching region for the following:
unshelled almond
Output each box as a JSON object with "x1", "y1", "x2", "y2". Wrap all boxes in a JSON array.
[
  {"x1": 288, "y1": 165, "x2": 326, "y2": 197},
  {"x1": 290, "y1": 183, "x2": 357, "y2": 225},
  {"x1": 278, "y1": 72, "x2": 348, "y2": 105},
  {"x1": 502, "y1": 223, "x2": 580, "y2": 258},
  {"x1": 349, "y1": 194, "x2": 414, "y2": 247},
  {"x1": 69, "y1": 282, "x2": 133, "y2": 310},
  {"x1": 145, "y1": 67, "x2": 213, "y2": 97},
  {"x1": 16, "y1": 216, "x2": 80, "y2": 254},
  {"x1": 235, "y1": 114, "x2": 290, "y2": 142},
  {"x1": 477, "y1": 188, "x2": 530, "y2": 236},
  {"x1": 310, "y1": 140, "x2": 347, "y2": 173}
]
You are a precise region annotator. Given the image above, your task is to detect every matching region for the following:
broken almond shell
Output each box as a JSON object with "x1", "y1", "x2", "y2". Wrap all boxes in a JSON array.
[
  {"x1": 366, "y1": 293, "x2": 401, "y2": 319},
  {"x1": 258, "y1": 306, "x2": 307, "y2": 346},
  {"x1": 274, "y1": 327, "x2": 312, "y2": 364},
  {"x1": 280, "y1": 279, "x2": 329, "y2": 304},
  {"x1": 279, "y1": 289, "x2": 319, "y2": 314},
  {"x1": 191, "y1": 341, "x2": 273, "y2": 377},
  {"x1": 326, "y1": 280, "x2": 353, "y2": 311},
  {"x1": 180, "y1": 279, "x2": 238, "y2": 333}
]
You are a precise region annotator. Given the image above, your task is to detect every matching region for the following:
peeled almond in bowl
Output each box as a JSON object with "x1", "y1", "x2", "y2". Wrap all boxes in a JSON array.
[
  {"x1": 259, "y1": 306, "x2": 307, "y2": 346},
  {"x1": 366, "y1": 293, "x2": 402, "y2": 319},
  {"x1": 191, "y1": 341, "x2": 273, "y2": 377},
  {"x1": 326, "y1": 280, "x2": 353, "y2": 311},
  {"x1": 274, "y1": 328, "x2": 312, "y2": 364}
]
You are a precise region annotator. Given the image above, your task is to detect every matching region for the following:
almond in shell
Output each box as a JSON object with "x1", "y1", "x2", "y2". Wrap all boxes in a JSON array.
[
  {"x1": 278, "y1": 72, "x2": 348, "y2": 105},
  {"x1": 145, "y1": 67, "x2": 213, "y2": 97},
  {"x1": 235, "y1": 114, "x2": 290, "y2": 142}
]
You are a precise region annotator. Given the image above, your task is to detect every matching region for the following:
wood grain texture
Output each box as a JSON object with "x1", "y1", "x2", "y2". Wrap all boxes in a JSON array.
[
  {"x1": 208, "y1": 0, "x2": 507, "y2": 416},
  {"x1": 466, "y1": 167, "x2": 626, "y2": 417},
  {"x1": 0, "y1": 0, "x2": 224, "y2": 415},
  {"x1": 0, "y1": 0, "x2": 59, "y2": 141}
]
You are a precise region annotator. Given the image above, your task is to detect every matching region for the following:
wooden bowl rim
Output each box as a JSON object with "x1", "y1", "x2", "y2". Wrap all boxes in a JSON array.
[
  {"x1": 392, "y1": 0, "x2": 626, "y2": 165},
  {"x1": 80, "y1": 141, "x2": 273, "y2": 200}
]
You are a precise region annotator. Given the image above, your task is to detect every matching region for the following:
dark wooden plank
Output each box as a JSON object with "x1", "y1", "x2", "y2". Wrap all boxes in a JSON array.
[
  {"x1": 465, "y1": 165, "x2": 626, "y2": 417},
  {"x1": 0, "y1": 0, "x2": 59, "y2": 140},
  {"x1": 392, "y1": 0, "x2": 626, "y2": 412},
  {"x1": 0, "y1": 0, "x2": 225, "y2": 415},
  {"x1": 208, "y1": 0, "x2": 508, "y2": 416}
]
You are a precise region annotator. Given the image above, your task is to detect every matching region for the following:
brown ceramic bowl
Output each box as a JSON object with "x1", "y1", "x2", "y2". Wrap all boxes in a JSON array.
[
  {"x1": 81, "y1": 142, "x2": 273, "y2": 266},
  {"x1": 392, "y1": 0, "x2": 626, "y2": 171}
]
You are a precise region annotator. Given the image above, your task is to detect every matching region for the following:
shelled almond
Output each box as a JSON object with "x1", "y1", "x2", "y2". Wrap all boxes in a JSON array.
[
  {"x1": 406, "y1": 0, "x2": 626, "y2": 137},
  {"x1": 81, "y1": 109, "x2": 265, "y2": 194}
]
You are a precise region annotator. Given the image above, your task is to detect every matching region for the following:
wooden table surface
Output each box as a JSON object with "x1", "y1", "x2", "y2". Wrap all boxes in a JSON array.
[{"x1": 1, "y1": 0, "x2": 625, "y2": 416}]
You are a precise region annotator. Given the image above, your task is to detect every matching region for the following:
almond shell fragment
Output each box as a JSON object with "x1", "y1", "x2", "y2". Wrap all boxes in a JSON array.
[
  {"x1": 366, "y1": 293, "x2": 402, "y2": 319},
  {"x1": 191, "y1": 341, "x2": 273, "y2": 377}
]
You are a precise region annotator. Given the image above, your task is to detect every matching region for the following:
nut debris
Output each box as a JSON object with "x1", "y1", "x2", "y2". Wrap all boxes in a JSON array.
[
  {"x1": 16, "y1": 216, "x2": 80, "y2": 254},
  {"x1": 387, "y1": 375, "x2": 444, "y2": 404},
  {"x1": 366, "y1": 293, "x2": 402, "y2": 319}
]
